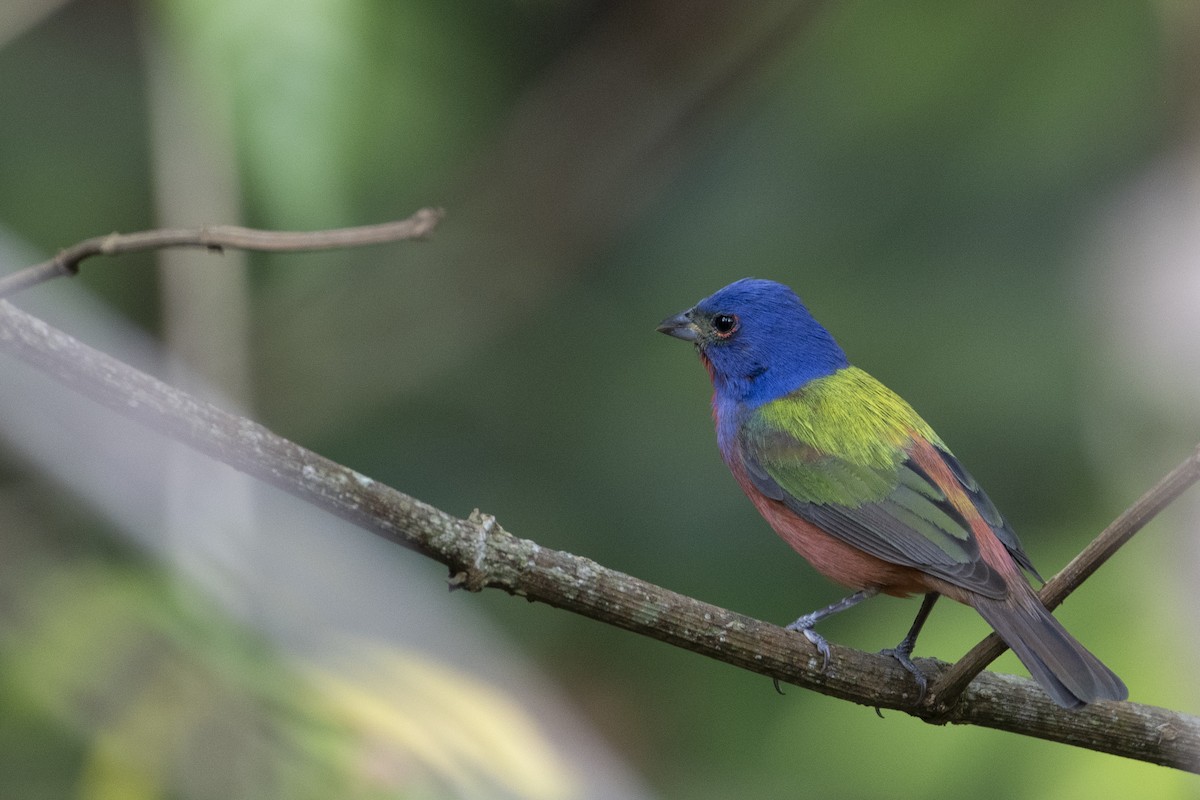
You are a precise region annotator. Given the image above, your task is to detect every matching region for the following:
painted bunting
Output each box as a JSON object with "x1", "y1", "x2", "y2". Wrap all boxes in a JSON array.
[{"x1": 657, "y1": 278, "x2": 1126, "y2": 708}]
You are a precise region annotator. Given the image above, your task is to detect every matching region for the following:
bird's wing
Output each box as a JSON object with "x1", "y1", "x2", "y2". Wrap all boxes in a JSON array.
[
  {"x1": 936, "y1": 447, "x2": 1041, "y2": 581},
  {"x1": 738, "y1": 385, "x2": 1029, "y2": 598}
]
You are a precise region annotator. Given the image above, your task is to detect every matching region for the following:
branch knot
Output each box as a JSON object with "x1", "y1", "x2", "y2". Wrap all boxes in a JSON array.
[{"x1": 447, "y1": 509, "x2": 497, "y2": 592}]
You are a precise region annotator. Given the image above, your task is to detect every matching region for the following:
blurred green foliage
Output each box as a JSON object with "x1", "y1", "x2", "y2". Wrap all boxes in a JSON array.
[{"x1": 1, "y1": 0, "x2": 1197, "y2": 797}]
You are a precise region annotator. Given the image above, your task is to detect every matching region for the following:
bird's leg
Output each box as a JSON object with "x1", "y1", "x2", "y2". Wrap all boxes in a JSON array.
[
  {"x1": 880, "y1": 592, "x2": 939, "y2": 703},
  {"x1": 784, "y1": 588, "x2": 879, "y2": 670}
]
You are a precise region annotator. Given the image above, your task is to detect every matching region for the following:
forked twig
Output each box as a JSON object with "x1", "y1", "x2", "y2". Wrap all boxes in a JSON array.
[{"x1": 0, "y1": 207, "x2": 444, "y2": 299}]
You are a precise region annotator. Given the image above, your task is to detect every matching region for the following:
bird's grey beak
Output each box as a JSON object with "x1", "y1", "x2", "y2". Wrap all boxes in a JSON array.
[{"x1": 656, "y1": 310, "x2": 700, "y2": 341}]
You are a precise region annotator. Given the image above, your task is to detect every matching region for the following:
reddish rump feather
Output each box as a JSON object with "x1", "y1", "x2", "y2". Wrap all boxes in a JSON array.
[{"x1": 904, "y1": 434, "x2": 1027, "y2": 599}]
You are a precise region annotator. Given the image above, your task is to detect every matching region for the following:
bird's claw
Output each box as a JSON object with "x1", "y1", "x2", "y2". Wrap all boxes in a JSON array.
[
  {"x1": 785, "y1": 618, "x2": 831, "y2": 671},
  {"x1": 880, "y1": 646, "x2": 928, "y2": 705},
  {"x1": 802, "y1": 629, "x2": 831, "y2": 671}
]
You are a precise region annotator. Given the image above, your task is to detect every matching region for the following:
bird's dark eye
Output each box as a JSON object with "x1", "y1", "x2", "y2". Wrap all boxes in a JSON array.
[{"x1": 712, "y1": 313, "x2": 739, "y2": 338}]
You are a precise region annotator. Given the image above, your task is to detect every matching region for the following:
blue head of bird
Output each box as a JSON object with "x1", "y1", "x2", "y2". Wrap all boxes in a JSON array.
[{"x1": 657, "y1": 278, "x2": 849, "y2": 409}]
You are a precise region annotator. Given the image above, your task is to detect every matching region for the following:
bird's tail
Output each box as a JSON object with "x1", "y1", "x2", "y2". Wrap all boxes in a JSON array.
[{"x1": 971, "y1": 588, "x2": 1127, "y2": 708}]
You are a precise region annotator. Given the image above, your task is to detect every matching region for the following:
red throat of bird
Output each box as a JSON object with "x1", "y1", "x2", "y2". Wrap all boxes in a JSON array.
[
  {"x1": 698, "y1": 349, "x2": 716, "y2": 383},
  {"x1": 698, "y1": 350, "x2": 720, "y2": 421}
]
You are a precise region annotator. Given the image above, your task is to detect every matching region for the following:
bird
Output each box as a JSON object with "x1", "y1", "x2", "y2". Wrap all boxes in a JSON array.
[{"x1": 656, "y1": 277, "x2": 1127, "y2": 708}]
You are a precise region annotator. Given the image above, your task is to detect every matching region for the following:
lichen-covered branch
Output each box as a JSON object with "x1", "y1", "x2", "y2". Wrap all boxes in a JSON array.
[{"x1": 0, "y1": 298, "x2": 1196, "y2": 771}]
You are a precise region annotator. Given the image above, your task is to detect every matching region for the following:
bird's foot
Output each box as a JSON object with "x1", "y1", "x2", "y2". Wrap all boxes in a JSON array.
[
  {"x1": 776, "y1": 590, "x2": 878, "y2": 688},
  {"x1": 785, "y1": 616, "x2": 831, "y2": 671},
  {"x1": 879, "y1": 644, "x2": 927, "y2": 705}
]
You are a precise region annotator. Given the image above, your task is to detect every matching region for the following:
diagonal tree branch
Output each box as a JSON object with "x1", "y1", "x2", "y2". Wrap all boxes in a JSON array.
[
  {"x1": 0, "y1": 296, "x2": 1197, "y2": 772},
  {"x1": 0, "y1": 207, "x2": 443, "y2": 299}
]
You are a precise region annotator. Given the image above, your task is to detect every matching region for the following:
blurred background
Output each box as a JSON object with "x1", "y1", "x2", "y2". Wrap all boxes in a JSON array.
[{"x1": 1, "y1": 1, "x2": 1198, "y2": 797}]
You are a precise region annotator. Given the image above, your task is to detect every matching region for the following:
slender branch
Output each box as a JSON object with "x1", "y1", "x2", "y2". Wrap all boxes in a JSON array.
[
  {"x1": 0, "y1": 207, "x2": 444, "y2": 299},
  {"x1": 0, "y1": 299, "x2": 1197, "y2": 772},
  {"x1": 933, "y1": 446, "x2": 1200, "y2": 704}
]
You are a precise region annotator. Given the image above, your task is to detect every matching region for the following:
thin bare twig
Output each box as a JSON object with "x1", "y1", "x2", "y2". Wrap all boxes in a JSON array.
[
  {"x1": 0, "y1": 207, "x2": 444, "y2": 299},
  {"x1": 0, "y1": 298, "x2": 1197, "y2": 772},
  {"x1": 932, "y1": 446, "x2": 1200, "y2": 705}
]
